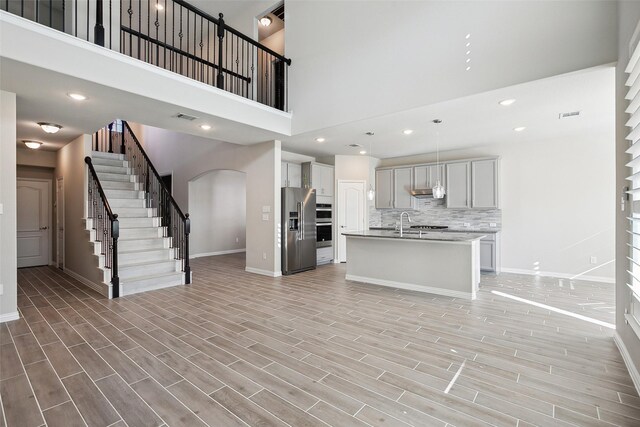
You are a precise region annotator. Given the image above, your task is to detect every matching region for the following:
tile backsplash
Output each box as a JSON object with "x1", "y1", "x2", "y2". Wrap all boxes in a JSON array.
[{"x1": 369, "y1": 198, "x2": 502, "y2": 230}]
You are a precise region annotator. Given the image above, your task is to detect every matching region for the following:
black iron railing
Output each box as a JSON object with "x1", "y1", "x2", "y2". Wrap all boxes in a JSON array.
[
  {"x1": 93, "y1": 120, "x2": 191, "y2": 284},
  {"x1": 1, "y1": 0, "x2": 291, "y2": 111},
  {"x1": 85, "y1": 156, "x2": 120, "y2": 297}
]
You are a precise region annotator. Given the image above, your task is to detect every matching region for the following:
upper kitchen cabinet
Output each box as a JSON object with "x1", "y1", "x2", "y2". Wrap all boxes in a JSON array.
[
  {"x1": 281, "y1": 162, "x2": 302, "y2": 187},
  {"x1": 302, "y1": 162, "x2": 334, "y2": 197},
  {"x1": 446, "y1": 162, "x2": 471, "y2": 208},
  {"x1": 394, "y1": 167, "x2": 413, "y2": 209},
  {"x1": 414, "y1": 164, "x2": 446, "y2": 189},
  {"x1": 375, "y1": 169, "x2": 394, "y2": 208},
  {"x1": 471, "y1": 159, "x2": 499, "y2": 208}
]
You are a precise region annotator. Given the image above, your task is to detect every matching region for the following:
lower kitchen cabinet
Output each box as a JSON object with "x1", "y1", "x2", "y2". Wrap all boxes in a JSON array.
[
  {"x1": 479, "y1": 233, "x2": 500, "y2": 272},
  {"x1": 317, "y1": 246, "x2": 333, "y2": 265}
]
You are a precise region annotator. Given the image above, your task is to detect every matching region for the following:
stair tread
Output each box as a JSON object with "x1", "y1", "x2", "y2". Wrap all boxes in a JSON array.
[
  {"x1": 119, "y1": 247, "x2": 171, "y2": 254},
  {"x1": 119, "y1": 237, "x2": 166, "y2": 241},
  {"x1": 120, "y1": 271, "x2": 183, "y2": 283},
  {"x1": 119, "y1": 259, "x2": 176, "y2": 268}
]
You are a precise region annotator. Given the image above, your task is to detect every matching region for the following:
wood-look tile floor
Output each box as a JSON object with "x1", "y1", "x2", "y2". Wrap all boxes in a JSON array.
[{"x1": 1, "y1": 253, "x2": 637, "y2": 427}]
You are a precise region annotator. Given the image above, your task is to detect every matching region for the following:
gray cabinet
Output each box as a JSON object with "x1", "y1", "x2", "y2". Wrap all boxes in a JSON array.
[
  {"x1": 479, "y1": 233, "x2": 499, "y2": 272},
  {"x1": 375, "y1": 169, "x2": 394, "y2": 208},
  {"x1": 302, "y1": 162, "x2": 334, "y2": 197},
  {"x1": 393, "y1": 167, "x2": 413, "y2": 209},
  {"x1": 446, "y1": 162, "x2": 471, "y2": 208},
  {"x1": 281, "y1": 162, "x2": 301, "y2": 187},
  {"x1": 471, "y1": 159, "x2": 498, "y2": 208},
  {"x1": 414, "y1": 164, "x2": 446, "y2": 189}
]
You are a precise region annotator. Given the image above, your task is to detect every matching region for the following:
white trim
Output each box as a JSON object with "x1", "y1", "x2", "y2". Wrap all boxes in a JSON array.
[
  {"x1": 614, "y1": 331, "x2": 640, "y2": 396},
  {"x1": 245, "y1": 267, "x2": 282, "y2": 277},
  {"x1": 625, "y1": 312, "x2": 640, "y2": 341},
  {"x1": 64, "y1": 268, "x2": 110, "y2": 298},
  {"x1": 346, "y1": 274, "x2": 475, "y2": 300},
  {"x1": 56, "y1": 177, "x2": 65, "y2": 270},
  {"x1": 191, "y1": 249, "x2": 246, "y2": 259},
  {"x1": 500, "y1": 267, "x2": 614, "y2": 284},
  {"x1": 0, "y1": 312, "x2": 20, "y2": 323}
]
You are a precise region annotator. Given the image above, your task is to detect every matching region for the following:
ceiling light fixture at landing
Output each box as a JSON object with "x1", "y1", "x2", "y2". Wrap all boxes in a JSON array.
[
  {"x1": 359, "y1": 150, "x2": 367, "y2": 155},
  {"x1": 200, "y1": 124, "x2": 211, "y2": 130},
  {"x1": 514, "y1": 126, "x2": 526, "y2": 132},
  {"x1": 67, "y1": 93, "x2": 86, "y2": 101},
  {"x1": 403, "y1": 129, "x2": 414, "y2": 135},
  {"x1": 155, "y1": 3, "x2": 164, "y2": 10},
  {"x1": 315, "y1": 137, "x2": 325, "y2": 143},
  {"x1": 499, "y1": 99, "x2": 516, "y2": 106},
  {"x1": 23, "y1": 140, "x2": 42, "y2": 149},
  {"x1": 38, "y1": 122, "x2": 62, "y2": 133},
  {"x1": 260, "y1": 16, "x2": 272, "y2": 26}
]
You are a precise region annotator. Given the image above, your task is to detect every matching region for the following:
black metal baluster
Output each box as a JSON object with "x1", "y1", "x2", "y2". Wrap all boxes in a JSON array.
[
  {"x1": 147, "y1": 0, "x2": 150, "y2": 62},
  {"x1": 179, "y1": 6, "x2": 183, "y2": 75},
  {"x1": 217, "y1": 13, "x2": 224, "y2": 89},
  {"x1": 137, "y1": 0, "x2": 141, "y2": 59},
  {"x1": 49, "y1": 0, "x2": 52, "y2": 27},
  {"x1": 36, "y1": 0, "x2": 39, "y2": 23},
  {"x1": 74, "y1": 0, "x2": 77, "y2": 36},
  {"x1": 109, "y1": 0, "x2": 112, "y2": 49},
  {"x1": 163, "y1": 0, "x2": 167, "y2": 68}
]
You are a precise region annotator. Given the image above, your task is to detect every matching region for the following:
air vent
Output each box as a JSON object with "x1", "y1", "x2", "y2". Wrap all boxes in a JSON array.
[
  {"x1": 558, "y1": 111, "x2": 581, "y2": 119},
  {"x1": 176, "y1": 113, "x2": 199, "y2": 121},
  {"x1": 348, "y1": 143, "x2": 363, "y2": 148},
  {"x1": 272, "y1": 4, "x2": 285, "y2": 21}
]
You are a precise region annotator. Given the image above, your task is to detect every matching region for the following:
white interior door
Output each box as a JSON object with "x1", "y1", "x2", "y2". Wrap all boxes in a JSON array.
[
  {"x1": 17, "y1": 180, "x2": 50, "y2": 268},
  {"x1": 337, "y1": 181, "x2": 365, "y2": 263},
  {"x1": 56, "y1": 178, "x2": 65, "y2": 269}
]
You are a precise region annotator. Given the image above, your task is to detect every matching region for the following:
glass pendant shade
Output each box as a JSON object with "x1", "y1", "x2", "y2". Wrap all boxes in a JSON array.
[
  {"x1": 432, "y1": 180, "x2": 446, "y2": 199},
  {"x1": 367, "y1": 186, "x2": 375, "y2": 201}
]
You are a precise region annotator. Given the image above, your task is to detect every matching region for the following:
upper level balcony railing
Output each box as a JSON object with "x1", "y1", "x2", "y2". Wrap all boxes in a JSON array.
[{"x1": 1, "y1": 0, "x2": 291, "y2": 111}]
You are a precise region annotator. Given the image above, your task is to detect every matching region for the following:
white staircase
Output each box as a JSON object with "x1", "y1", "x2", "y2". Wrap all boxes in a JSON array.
[{"x1": 88, "y1": 151, "x2": 186, "y2": 297}]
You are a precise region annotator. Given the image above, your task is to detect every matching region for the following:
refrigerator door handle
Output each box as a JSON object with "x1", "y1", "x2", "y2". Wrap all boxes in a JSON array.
[{"x1": 298, "y1": 202, "x2": 303, "y2": 240}]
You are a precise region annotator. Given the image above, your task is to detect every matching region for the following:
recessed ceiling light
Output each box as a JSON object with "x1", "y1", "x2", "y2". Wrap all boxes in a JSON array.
[
  {"x1": 200, "y1": 124, "x2": 211, "y2": 130},
  {"x1": 499, "y1": 99, "x2": 516, "y2": 106},
  {"x1": 315, "y1": 137, "x2": 325, "y2": 143},
  {"x1": 260, "y1": 16, "x2": 272, "y2": 26},
  {"x1": 23, "y1": 140, "x2": 43, "y2": 149},
  {"x1": 155, "y1": 3, "x2": 164, "y2": 10},
  {"x1": 466, "y1": 58, "x2": 471, "y2": 63},
  {"x1": 514, "y1": 126, "x2": 526, "y2": 132},
  {"x1": 38, "y1": 122, "x2": 62, "y2": 133},
  {"x1": 402, "y1": 129, "x2": 413, "y2": 135},
  {"x1": 466, "y1": 50, "x2": 471, "y2": 55},
  {"x1": 466, "y1": 42, "x2": 471, "y2": 47},
  {"x1": 465, "y1": 33, "x2": 471, "y2": 39},
  {"x1": 67, "y1": 93, "x2": 86, "y2": 101},
  {"x1": 466, "y1": 66, "x2": 471, "y2": 71},
  {"x1": 359, "y1": 150, "x2": 367, "y2": 155}
]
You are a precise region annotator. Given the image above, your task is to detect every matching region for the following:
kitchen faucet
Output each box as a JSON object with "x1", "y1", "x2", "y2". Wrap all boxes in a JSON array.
[{"x1": 399, "y1": 212, "x2": 412, "y2": 237}]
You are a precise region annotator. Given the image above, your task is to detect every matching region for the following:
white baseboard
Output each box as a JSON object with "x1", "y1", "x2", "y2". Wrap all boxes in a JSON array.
[
  {"x1": 245, "y1": 267, "x2": 282, "y2": 278},
  {"x1": 64, "y1": 268, "x2": 111, "y2": 298},
  {"x1": 614, "y1": 332, "x2": 640, "y2": 396},
  {"x1": 0, "y1": 312, "x2": 20, "y2": 323},
  {"x1": 191, "y1": 249, "x2": 246, "y2": 259},
  {"x1": 346, "y1": 274, "x2": 475, "y2": 300},
  {"x1": 500, "y1": 267, "x2": 614, "y2": 284}
]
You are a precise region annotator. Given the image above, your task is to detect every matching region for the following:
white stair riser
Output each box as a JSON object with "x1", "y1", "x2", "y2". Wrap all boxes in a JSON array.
[
  {"x1": 110, "y1": 199, "x2": 146, "y2": 208},
  {"x1": 119, "y1": 217, "x2": 159, "y2": 228},
  {"x1": 112, "y1": 208, "x2": 154, "y2": 218},
  {"x1": 94, "y1": 164, "x2": 131, "y2": 174},
  {"x1": 119, "y1": 238, "x2": 169, "y2": 251},
  {"x1": 105, "y1": 190, "x2": 144, "y2": 199},
  {"x1": 119, "y1": 248, "x2": 175, "y2": 264},
  {"x1": 120, "y1": 273, "x2": 185, "y2": 296},
  {"x1": 92, "y1": 157, "x2": 129, "y2": 168},
  {"x1": 101, "y1": 181, "x2": 138, "y2": 191},
  {"x1": 119, "y1": 261, "x2": 179, "y2": 279},
  {"x1": 97, "y1": 172, "x2": 135, "y2": 182},
  {"x1": 93, "y1": 151, "x2": 124, "y2": 160},
  {"x1": 119, "y1": 228, "x2": 162, "y2": 239}
]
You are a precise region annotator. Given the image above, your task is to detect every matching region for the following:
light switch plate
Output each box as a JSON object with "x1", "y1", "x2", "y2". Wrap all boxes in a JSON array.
[
  {"x1": 262, "y1": 213, "x2": 269, "y2": 221},
  {"x1": 262, "y1": 206, "x2": 271, "y2": 213},
  {"x1": 0, "y1": 203, "x2": 3, "y2": 214},
  {"x1": 0, "y1": 284, "x2": 3, "y2": 296}
]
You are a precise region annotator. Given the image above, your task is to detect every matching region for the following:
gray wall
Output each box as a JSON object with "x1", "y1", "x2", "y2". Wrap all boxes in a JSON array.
[
  {"x1": 0, "y1": 91, "x2": 17, "y2": 320},
  {"x1": 189, "y1": 170, "x2": 247, "y2": 257},
  {"x1": 616, "y1": 0, "x2": 640, "y2": 390}
]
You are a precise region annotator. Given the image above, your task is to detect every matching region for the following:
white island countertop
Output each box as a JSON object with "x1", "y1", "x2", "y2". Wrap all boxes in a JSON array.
[{"x1": 343, "y1": 230, "x2": 483, "y2": 299}]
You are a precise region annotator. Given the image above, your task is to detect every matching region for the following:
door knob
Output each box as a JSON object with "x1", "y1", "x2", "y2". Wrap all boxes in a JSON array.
[{"x1": 40, "y1": 226, "x2": 48, "y2": 230}]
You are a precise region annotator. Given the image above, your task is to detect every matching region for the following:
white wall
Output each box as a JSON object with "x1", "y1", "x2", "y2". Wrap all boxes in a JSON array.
[
  {"x1": 189, "y1": 170, "x2": 247, "y2": 257},
  {"x1": 55, "y1": 135, "x2": 104, "y2": 290},
  {"x1": 137, "y1": 125, "x2": 282, "y2": 276},
  {"x1": 16, "y1": 148, "x2": 57, "y2": 168},
  {"x1": 261, "y1": 28, "x2": 284, "y2": 56},
  {"x1": 616, "y1": 0, "x2": 640, "y2": 392},
  {"x1": 0, "y1": 91, "x2": 18, "y2": 321},
  {"x1": 381, "y1": 130, "x2": 615, "y2": 282},
  {"x1": 286, "y1": 1, "x2": 617, "y2": 134}
]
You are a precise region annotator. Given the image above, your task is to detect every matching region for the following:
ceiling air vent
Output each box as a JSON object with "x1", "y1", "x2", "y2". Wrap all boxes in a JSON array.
[
  {"x1": 176, "y1": 113, "x2": 199, "y2": 121},
  {"x1": 558, "y1": 111, "x2": 581, "y2": 119},
  {"x1": 348, "y1": 143, "x2": 363, "y2": 148}
]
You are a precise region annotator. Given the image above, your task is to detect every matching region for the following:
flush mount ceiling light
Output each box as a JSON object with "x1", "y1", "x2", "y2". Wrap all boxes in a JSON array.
[
  {"x1": 514, "y1": 126, "x2": 526, "y2": 132},
  {"x1": 359, "y1": 150, "x2": 367, "y2": 155},
  {"x1": 402, "y1": 129, "x2": 413, "y2": 135},
  {"x1": 315, "y1": 137, "x2": 325, "y2": 143},
  {"x1": 67, "y1": 93, "x2": 87, "y2": 101},
  {"x1": 23, "y1": 140, "x2": 43, "y2": 149},
  {"x1": 200, "y1": 124, "x2": 211, "y2": 130},
  {"x1": 465, "y1": 33, "x2": 471, "y2": 39},
  {"x1": 499, "y1": 99, "x2": 516, "y2": 106},
  {"x1": 38, "y1": 122, "x2": 62, "y2": 133},
  {"x1": 432, "y1": 119, "x2": 446, "y2": 199},
  {"x1": 260, "y1": 16, "x2": 272, "y2": 26}
]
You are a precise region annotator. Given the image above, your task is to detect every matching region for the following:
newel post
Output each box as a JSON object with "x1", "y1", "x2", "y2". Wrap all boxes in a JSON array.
[
  {"x1": 95, "y1": 0, "x2": 105, "y2": 47},
  {"x1": 184, "y1": 214, "x2": 191, "y2": 284},
  {"x1": 111, "y1": 214, "x2": 120, "y2": 298},
  {"x1": 216, "y1": 13, "x2": 225, "y2": 89}
]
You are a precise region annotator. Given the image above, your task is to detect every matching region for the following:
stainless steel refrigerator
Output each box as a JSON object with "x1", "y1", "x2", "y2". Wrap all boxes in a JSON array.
[{"x1": 282, "y1": 188, "x2": 317, "y2": 275}]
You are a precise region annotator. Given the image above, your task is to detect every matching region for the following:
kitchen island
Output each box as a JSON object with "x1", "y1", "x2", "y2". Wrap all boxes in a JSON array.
[{"x1": 343, "y1": 230, "x2": 485, "y2": 299}]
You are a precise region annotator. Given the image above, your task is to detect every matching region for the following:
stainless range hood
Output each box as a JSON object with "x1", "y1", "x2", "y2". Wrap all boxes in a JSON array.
[{"x1": 410, "y1": 188, "x2": 434, "y2": 198}]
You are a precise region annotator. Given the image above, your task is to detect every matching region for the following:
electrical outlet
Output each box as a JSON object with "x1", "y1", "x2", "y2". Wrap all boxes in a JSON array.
[
  {"x1": 262, "y1": 252, "x2": 267, "y2": 260},
  {"x1": 262, "y1": 213, "x2": 269, "y2": 221},
  {"x1": 0, "y1": 203, "x2": 3, "y2": 214},
  {"x1": 0, "y1": 284, "x2": 3, "y2": 295},
  {"x1": 489, "y1": 223, "x2": 497, "y2": 227},
  {"x1": 463, "y1": 223, "x2": 470, "y2": 227},
  {"x1": 590, "y1": 256, "x2": 597, "y2": 265},
  {"x1": 235, "y1": 237, "x2": 239, "y2": 243}
]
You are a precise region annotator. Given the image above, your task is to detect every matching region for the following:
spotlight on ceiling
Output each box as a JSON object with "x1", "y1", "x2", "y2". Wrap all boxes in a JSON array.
[
  {"x1": 514, "y1": 126, "x2": 526, "y2": 132},
  {"x1": 23, "y1": 140, "x2": 43, "y2": 149},
  {"x1": 67, "y1": 93, "x2": 87, "y2": 101},
  {"x1": 402, "y1": 129, "x2": 413, "y2": 135},
  {"x1": 315, "y1": 137, "x2": 326, "y2": 143},
  {"x1": 260, "y1": 16, "x2": 272, "y2": 26},
  {"x1": 499, "y1": 99, "x2": 516, "y2": 106},
  {"x1": 200, "y1": 124, "x2": 211, "y2": 130}
]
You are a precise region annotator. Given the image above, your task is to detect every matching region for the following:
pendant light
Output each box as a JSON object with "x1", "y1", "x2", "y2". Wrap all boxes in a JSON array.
[
  {"x1": 432, "y1": 119, "x2": 446, "y2": 199},
  {"x1": 366, "y1": 132, "x2": 376, "y2": 201}
]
